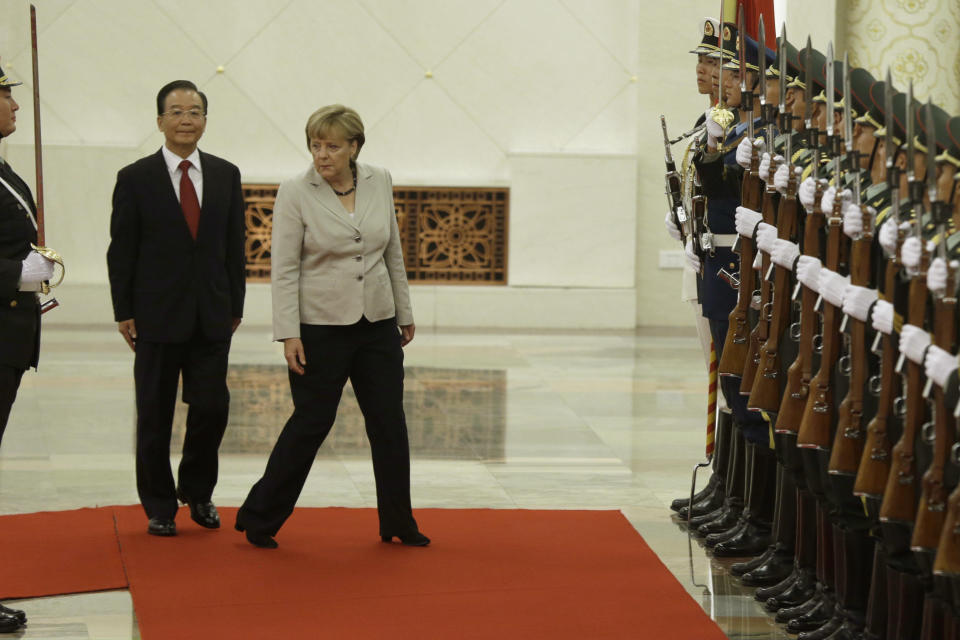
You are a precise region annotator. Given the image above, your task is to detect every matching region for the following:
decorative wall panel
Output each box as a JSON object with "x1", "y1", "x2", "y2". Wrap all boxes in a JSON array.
[
  {"x1": 172, "y1": 365, "x2": 507, "y2": 460},
  {"x1": 242, "y1": 185, "x2": 509, "y2": 285},
  {"x1": 844, "y1": 0, "x2": 960, "y2": 113}
]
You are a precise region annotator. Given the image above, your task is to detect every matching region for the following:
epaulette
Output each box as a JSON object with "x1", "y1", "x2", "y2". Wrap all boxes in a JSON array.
[
  {"x1": 801, "y1": 155, "x2": 833, "y2": 182},
  {"x1": 945, "y1": 225, "x2": 960, "y2": 260},
  {"x1": 863, "y1": 182, "x2": 890, "y2": 212},
  {"x1": 875, "y1": 203, "x2": 892, "y2": 228}
]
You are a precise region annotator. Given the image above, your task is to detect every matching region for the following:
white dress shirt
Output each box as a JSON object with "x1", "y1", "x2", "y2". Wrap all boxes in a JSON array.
[{"x1": 161, "y1": 145, "x2": 203, "y2": 207}]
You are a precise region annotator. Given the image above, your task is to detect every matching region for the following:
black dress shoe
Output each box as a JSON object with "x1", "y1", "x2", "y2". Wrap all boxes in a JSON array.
[
  {"x1": 0, "y1": 610, "x2": 22, "y2": 632},
  {"x1": 176, "y1": 489, "x2": 220, "y2": 529},
  {"x1": 731, "y1": 544, "x2": 775, "y2": 576},
  {"x1": 234, "y1": 521, "x2": 278, "y2": 549},
  {"x1": 671, "y1": 473, "x2": 719, "y2": 512},
  {"x1": 741, "y1": 548, "x2": 794, "y2": 586},
  {"x1": 147, "y1": 517, "x2": 176, "y2": 537},
  {"x1": 775, "y1": 592, "x2": 822, "y2": 623},
  {"x1": 382, "y1": 532, "x2": 431, "y2": 546},
  {"x1": 0, "y1": 603, "x2": 26, "y2": 624}
]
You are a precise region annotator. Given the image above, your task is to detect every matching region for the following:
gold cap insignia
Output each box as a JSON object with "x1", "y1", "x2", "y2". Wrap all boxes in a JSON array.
[
  {"x1": 722, "y1": 25, "x2": 732, "y2": 42},
  {"x1": 704, "y1": 21, "x2": 714, "y2": 36}
]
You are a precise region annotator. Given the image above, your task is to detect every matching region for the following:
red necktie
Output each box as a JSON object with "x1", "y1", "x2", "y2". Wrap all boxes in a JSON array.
[{"x1": 178, "y1": 159, "x2": 200, "y2": 240}]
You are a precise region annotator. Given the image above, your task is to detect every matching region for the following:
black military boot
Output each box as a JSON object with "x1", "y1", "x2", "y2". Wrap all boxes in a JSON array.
[
  {"x1": 886, "y1": 565, "x2": 923, "y2": 640},
  {"x1": 696, "y1": 427, "x2": 745, "y2": 537},
  {"x1": 713, "y1": 442, "x2": 775, "y2": 557},
  {"x1": 787, "y1": 588, "x2": 836, "y2": 633},
  {"x1": 677, "y1": 412, "x2": 732, "y2": 519},
  {"x1": 860, "y1": 540, "x2": 886, "y2": 640},
  {"x1": 740, "y1": 463, "x2": 796, "y2": 585},
  {"x1": 775, "y1": 589, "x2": 822, "y2": 622}
]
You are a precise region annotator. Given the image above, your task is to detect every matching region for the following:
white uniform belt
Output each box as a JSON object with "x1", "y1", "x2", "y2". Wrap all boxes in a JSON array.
[{"x1": 703, "y1": 233, "x2": 737, "y2": 248}]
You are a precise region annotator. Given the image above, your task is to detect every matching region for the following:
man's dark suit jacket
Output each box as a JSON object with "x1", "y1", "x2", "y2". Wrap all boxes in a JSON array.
[
  {"x1": 0, "y1": 162, "x2": 40, "y2": 369},
  {"x1": 107, "y1": 149, "x2": 246, "y2": 342}
]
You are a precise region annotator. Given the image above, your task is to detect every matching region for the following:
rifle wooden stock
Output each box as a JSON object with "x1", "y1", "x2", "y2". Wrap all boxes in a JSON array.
[
  {"x1": 797, "y1": 209, "x2": 845, "y2": 450},
  {"x1": 855, "y1": 260, "x2": 901, "y2": 498},
  {"x1": 719, "y1": 166, "x2": 765, "y2": 377},
  {"x1": 911, "y1": 287, "x2": 956, "y2": 552},
  {"x1": 741, "y1": 172, "x2": 781, "y2": 395},
  {"x1": 750, "y1": 196, "x2": 799, "y2": 411},
  {"x1": 775, "y1": 191, "x2": 826, "y2": 434},
  {"x1": 879, "y1": 269, "x2": 929, "y2": 524},
  {"x1": 933, "y1": 483, "x2": 960, "y2": 576},
  {"x1": 828, "y1": 223, "x2": 874, "y2": 475}
]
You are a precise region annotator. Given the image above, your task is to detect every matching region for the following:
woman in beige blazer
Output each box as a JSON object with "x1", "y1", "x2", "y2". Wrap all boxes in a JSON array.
[{"x1": 236, "y1": 105, "x2": 428, "y2": 549}]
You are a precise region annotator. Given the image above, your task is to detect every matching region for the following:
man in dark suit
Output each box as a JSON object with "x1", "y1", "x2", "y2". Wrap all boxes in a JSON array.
[
  {"x1": 107, "y1": 80, "x2": 246, "y2": 537},
  {"x1": 0, "y1": 59, "x2": 57, "y2": 633}
]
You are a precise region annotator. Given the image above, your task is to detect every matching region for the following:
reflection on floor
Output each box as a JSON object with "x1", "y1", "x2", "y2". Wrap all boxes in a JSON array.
[{"x1": 0, "y1": 325, "x2": 789, "y2": 639}]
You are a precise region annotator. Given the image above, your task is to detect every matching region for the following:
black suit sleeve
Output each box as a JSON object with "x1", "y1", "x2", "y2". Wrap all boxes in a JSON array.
[
  {"x1": 106, "y1": 170, "x2": 140, "y2": 321},
  {"x1": 225, "y1": 165, "x2": 246, "y2": 318}
]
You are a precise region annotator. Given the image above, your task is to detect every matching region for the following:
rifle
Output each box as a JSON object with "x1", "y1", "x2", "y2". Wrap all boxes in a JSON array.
[
  {"x1": 854, "y1": 70, "x2": 902, "y2": 499},
  {"x1": 880, "y1": 80, "x2": 929, "y2": 526},
  {"x1": 911, "y1": 101, "x2": 955, "y2": 557},
  {"x1": 740, "y1": 29, "x2": 782, "y2": 395},
  {"x1": 750, "y1": 22, "x2": 799, "y2": 412},
  {"x1": 798, "y1": 43, "x2": 845, "y2": 451},
  {"x1": 718, "y1": 10, "x2": 761, "y2": 378},
  {"x1": 775, "y1": 36, "x2": 823, "y2": 434},
  {"x1": 829, "y1": 53, "x2": 872, "y2": 476},
  {"x1": 662, "y1": 115, "x2": 688, "y2": 245}
]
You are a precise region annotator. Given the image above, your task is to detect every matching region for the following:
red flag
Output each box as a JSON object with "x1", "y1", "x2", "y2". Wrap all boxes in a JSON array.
[{"x1": 738, "y1": 0, "x2": 776, "y2": 50}]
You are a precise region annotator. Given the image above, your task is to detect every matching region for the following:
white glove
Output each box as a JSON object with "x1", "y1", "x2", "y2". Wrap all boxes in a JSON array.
[
  {"x1": 685, "y1": 238, "x2": 700, "y2": 271},
  {"x1": 878, "y1": 219, "x2": 898, "y2": 256},
  {"x1": 821, "y1": 187, "x2": 853, "y2": 215},
  {"x1": 871, "y1": 299, "x2": 894, "y2": 334},
  {"x1": 819, "y1": 269, "x2": 850, "y2": 306},
  {"x1": 735, "y1": 206, "x2": 763, "y2": 237},
  {"x1": 843, "y1": 202, "x2": 863, "y2": 239},
  {"x1": 899, "y1": 324, "x2": 931, "y2": 365},
  {"x1": 773, "y1": 163, "x2": 800, "y2": 194},
  {"x1": 900, "y1": 236, "x2": 922, "y2": 274},
  {"x1": 665, "y1": 209, "x2": 682, "y2": 242},
  {"x1": 705, "y1": 108, "x2": 724, "y2": 145},
  {"x1": 756, "y1": 222, "x2": 778, "y2": 253},
  {"x1": 927, "y1": 257, "x2": 948, "y2": 294},
  {"x1": 20, "y1": 250, "x2": 55, "y2": 285},
  {"x1": 736, "y1": 137, "x2": 763, "y2": 170},
  {"x1": 798, "y1": 177, "x2": 818, "y2": 213},
  {"x1": 925, "y1": 345, "x2": 958, "y2": 388},
  {"x1": 796, "y1": 255, "x2": 822, "y2": 290},
  {"x1": 841, "y1": 284, "x2": 878, "y2": 322},
  {"x1": 771, "y1": 239, "x2": 801, "y2": 269},
  {"x1": 758, "y1": 152, "x2": 772, "y2": 182}
]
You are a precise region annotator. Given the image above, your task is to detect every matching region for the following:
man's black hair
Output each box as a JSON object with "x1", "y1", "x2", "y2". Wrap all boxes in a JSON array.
[{"x1": 156, "y1": 80, "x2": 208, "y2": 115}]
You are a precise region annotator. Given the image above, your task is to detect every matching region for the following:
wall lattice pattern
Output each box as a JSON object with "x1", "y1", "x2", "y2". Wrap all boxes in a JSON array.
[{"x1": 242, "y1": 185, "x2": 509, "y2": 285}]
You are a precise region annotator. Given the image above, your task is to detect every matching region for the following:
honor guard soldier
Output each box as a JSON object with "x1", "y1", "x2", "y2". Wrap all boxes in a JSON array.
[{"x1": 0, "y1": 58, "x2": 59, "y2": 634}]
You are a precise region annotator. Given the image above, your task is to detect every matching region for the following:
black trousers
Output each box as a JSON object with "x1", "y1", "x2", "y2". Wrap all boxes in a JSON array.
[
  {"x1": 134, "y1": 333, "x2": 231, "y2": 519},
  {"x1": 0, "y1": 366, "x2": 25, "y2": 446},
  {"x1": 238, "y1": 317, "x2": 417, "y2": 538}
]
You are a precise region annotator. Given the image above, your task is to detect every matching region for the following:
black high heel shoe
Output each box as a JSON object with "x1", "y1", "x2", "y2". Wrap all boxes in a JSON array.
[
  {"x1": 381, "y1": 532, "x2": 431, "y2": 546},
  {"x1": 235, "y1": 521, "x2": 278, "y2": 549}
]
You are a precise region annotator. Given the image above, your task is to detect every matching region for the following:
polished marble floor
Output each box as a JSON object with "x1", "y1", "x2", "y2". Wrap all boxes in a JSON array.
[{"x1": 0, "y1": 324, "x2": 791, "y2": 639}]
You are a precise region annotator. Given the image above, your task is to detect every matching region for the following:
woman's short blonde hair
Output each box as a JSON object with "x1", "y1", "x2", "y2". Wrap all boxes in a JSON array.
[{"x1": 305, "y1": 104, "x2": 365, "y2": 157}]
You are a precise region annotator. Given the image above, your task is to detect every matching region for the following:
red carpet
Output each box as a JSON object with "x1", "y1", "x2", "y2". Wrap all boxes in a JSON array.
[
  {"x1": 5, "y1": 506, "x2": 727, "y2": 639},
  {"x1": 0, "y1": 508, "x2": 127, "y2": 598}
]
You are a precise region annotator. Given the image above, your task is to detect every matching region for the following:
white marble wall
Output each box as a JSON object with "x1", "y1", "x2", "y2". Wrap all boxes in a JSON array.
[{"x1": 0, "y1": 0, "x2": 726, "y2": 329}]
